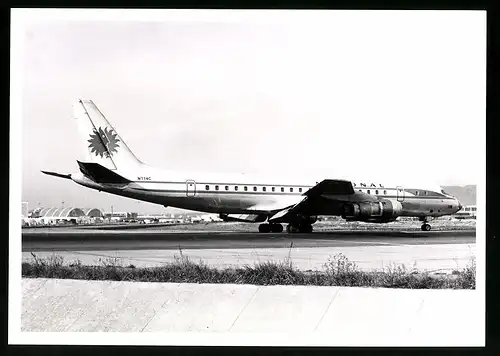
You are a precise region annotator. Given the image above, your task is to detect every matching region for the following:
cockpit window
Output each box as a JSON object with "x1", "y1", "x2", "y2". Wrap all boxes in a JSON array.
[{"x1": 441, "y1": 190, "x2": 450, "y2": 196}]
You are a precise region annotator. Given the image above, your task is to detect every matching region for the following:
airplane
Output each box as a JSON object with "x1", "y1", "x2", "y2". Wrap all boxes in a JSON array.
[{"x1": 42, "y1": 99, "x2": 463, "y2": 233}]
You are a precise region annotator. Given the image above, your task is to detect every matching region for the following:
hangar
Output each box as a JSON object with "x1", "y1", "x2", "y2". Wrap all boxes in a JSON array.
[
  {"x1": 82, "y1": 208, "x2": 105, "y2": 218},
  {"x1": 37, "y1": 207, "x2": 86, "y2": 219},
  {"x1": 28, "y1": 207, "x2": 104, "y2": 225}
]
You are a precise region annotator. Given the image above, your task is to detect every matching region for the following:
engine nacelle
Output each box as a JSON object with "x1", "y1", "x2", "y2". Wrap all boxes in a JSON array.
[{"x1": 341, "y1": 200, "x2": 402, "y2": 222}]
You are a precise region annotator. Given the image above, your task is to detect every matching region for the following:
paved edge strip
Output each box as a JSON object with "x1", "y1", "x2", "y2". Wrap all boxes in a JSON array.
[{"x1": 20, "y1": 278, "x2": 482, "y2": 346}]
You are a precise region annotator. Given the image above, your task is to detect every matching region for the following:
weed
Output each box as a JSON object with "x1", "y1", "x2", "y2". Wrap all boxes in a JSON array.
[
  {"x1": 22, "y1": 253, "x2": 476, "y2": 290},
  {"x1": 324, "y1": 253, "x2": 358, "y2": 275},
  {"x1": 455, "y1": 256, "x2": 476, "y2": 289},
  {"x1": 69, "y1": 259, "x2": 82, "y2": 267},
  {"x1": 283, "y1": 241, "x2": 294, "y2": 269}
]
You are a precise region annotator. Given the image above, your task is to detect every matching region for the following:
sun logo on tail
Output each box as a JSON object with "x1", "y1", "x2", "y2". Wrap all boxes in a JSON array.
[{"x1": 88, "y1": 127, "x2": 120, "y2": 158}]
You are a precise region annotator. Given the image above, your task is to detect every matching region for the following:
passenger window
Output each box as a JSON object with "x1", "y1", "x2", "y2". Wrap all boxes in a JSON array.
[
  {"x1": 225, "y1": 186, "x2": 229, "y2": 191},
  {"x1": 375, "y1": 190, "x2": 379, "y2": 195},
  {"x1": 235, "y1": 186, "x2": 238, "y2": 191},
  {"x1": 272, "y1": 187, "x2": 275, "y2": 192},
  {"x1": 281, "y1": 187, "x2": 284, "y2": 192},
  {"x1": 359, "y1": 189, "x2": 362, "y2": 192},
  {"x1": 299, "y1": 187, "x2": 302, "y2": 192},
  {"x1": 244, "y1": 186, "x2": 248, "y2": 191},
  {"x1": 205, "y1": 185, "x2": 209, "y2": 190},
  {"x1": 290, "y1": 187, "x2": 294, "y2": 192},
  {"x1": 253, "y1": 187, "x2": 257, "y2": 191},
  {"x1": 263, "y1": 187, "x2": 266, "y2": 192},
  {"x1": 215, "y1": 185, "x2": 219, "y2": 191},
  {"x1": 367, "y1": 190, "x2": 370, "y2": 194},
  {"x1": 384, "y1": 190, "x2": 387, "y2": 195}
]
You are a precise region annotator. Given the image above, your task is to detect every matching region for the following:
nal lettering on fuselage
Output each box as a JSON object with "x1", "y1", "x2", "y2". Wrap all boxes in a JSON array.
[{"x1": 353, "y1": 183, "x2": 384, "y2": 188}]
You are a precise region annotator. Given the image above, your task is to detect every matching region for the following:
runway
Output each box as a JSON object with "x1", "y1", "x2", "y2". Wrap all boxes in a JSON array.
[
  {"x1": 22, "y1": 227, "x2": 476, "y2": 274},
  {"x1": 22, "y1": 228, "x2": 475, "y2": 250}
]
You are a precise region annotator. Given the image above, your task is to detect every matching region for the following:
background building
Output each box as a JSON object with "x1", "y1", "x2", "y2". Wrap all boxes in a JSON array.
[
  {"x1": 23, "y1": 207, "x2": 104, "y2": 226},
  {"x1": 454, "y1": 205, "x2": 477, "y2": 219}
]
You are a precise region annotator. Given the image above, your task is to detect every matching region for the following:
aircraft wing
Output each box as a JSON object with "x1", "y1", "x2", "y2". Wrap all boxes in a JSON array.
[
  {"x1": 304, "y1": 179, "x2": 355, "y2": 196},
  {"x1": 219, "y1": 214, "x2": 267, "y2": 223},
  {"x1": 268, "y1": 179, "x2": 376, "y2": 223}
]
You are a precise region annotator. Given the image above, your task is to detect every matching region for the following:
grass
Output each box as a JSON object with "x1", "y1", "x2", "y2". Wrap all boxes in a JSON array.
[
  {"x1": 23, "y1": 251, "x2": 476, "y2": 290},
  {"x1": 22, "y1": 218, "x2": 474, "y2": 232}
]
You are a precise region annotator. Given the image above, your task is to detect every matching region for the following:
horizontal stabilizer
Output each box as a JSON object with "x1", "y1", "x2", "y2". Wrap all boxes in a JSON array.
[
  {"x1": 77, "y1": 161, "x2": 131, "y2": 184},
  {"x1": 41, "y1": 171, "x2": 72, "y2": 180}
]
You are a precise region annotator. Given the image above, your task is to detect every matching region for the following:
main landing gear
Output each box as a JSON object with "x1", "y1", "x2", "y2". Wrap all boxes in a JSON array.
[
  {"x1": 258, "y1": 217, "x2": 315, "y2": 233},
  {"x1": 257, "y1": 222, "x2": 314, "y2": 233},
  {"x1": 258, "y1": 223, "x2": 284, "y2": 233},
  {"x1": 286, "y1": 223, "x2": 313, "y2": 233}
]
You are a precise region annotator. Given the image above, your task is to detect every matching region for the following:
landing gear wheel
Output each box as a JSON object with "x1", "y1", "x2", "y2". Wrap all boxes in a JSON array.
[
  {"x1": 258, "y1": 224, "x2": 271, "y2": 233},
  {"x1": 421, "y1": 223, "x2": 431, "y2": 231},
  {"x1": 286, "y1": 223, "x2": 313, "y2": 233},
  {"x1": 286, "y1": 224, "x2": 300, "y2": 233},
  {"x1": 271, "y1": 224, "x2": 283, "y2": 233},
  {"x1": 259, "y1": 224, "x2": 283, "y2": 233}
]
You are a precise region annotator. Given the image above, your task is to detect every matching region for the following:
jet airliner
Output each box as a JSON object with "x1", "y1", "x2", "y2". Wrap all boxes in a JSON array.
[{"x1": 42, "y1": 99, "x2": 463, "y2": 233}]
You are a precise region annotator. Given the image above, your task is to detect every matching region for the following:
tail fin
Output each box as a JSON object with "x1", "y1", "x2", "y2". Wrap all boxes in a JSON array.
[{"x1": 73, "y1": 99, "x2": 143, "y2": 171}]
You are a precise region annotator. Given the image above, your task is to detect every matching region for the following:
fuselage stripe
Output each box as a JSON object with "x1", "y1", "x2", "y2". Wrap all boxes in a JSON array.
[{"x1": 129, "y1": 187, "x2": 453, "y2": 200}]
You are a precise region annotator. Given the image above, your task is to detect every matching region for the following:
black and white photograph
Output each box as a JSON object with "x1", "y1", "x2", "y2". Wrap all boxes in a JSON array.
[{"x1": 10, "y1": 8, "x2": 485, "y2": 346}]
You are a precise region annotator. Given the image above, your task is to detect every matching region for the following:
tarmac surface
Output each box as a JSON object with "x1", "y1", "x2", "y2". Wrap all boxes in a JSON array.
[
  {"x1": 22, "y1": 226, "x2": 476, "y2": 273},
  {"x1": 22, "y1": 228, "x2": 475, "y2": 250}
]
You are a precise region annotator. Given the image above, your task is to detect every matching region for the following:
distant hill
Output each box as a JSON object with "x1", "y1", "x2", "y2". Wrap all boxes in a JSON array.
[{"x1": 442, "y1": 185, "x2": 476, "y2": 206}]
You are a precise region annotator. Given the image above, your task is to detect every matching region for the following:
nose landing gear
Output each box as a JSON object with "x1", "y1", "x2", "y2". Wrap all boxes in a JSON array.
[
  {"x1": 419, "y1": 217, "x2": 432, "y2": 231},
  {"x1": 421, "y1": 223, "x2": 431, "y2": 231}
]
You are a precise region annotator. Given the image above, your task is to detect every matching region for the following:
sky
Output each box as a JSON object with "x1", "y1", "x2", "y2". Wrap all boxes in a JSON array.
[{"x1": 15, "y1": 10, "x2": 486, "y2": 214}]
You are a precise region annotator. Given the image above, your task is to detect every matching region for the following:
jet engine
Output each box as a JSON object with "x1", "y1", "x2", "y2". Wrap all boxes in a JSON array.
[{"x1": 341, "y1": 200, "x2": 402, "y2": 222}]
